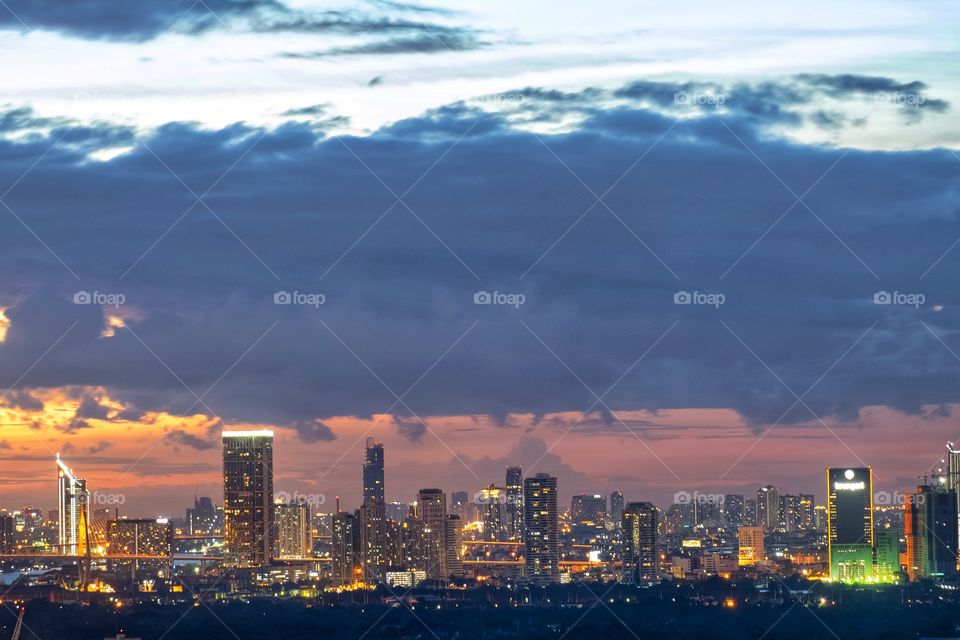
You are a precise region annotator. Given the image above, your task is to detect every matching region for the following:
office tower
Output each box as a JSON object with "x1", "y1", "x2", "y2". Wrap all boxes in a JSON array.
[
  {"x1": 814, "y1": 504, "x2": 828, "y2": 531},
  {"x1": 756, "y1": 485, "x2": 780, "y2": 531},
  {"x1": 622, "y1": 502, "x2": 658, "y2": 582},
  {"x1": 107, "y1": 518, "x2": 173, "y2": 573},
  {"x1": 781, "y1": 494, "x2": 801, "y2": 532},
  {"x1": 944, "y1": 443, "x2": 960, "y2": 554},
  {"x1": 523, "y1": 473, "x2": 559, "y2": 583},
  {"x1": 798, "y1": 494, "x2": 815, "y2": 531},
  {"x1": 222, "y1": 430, "x2": 275, "y2": 567},
  {"x1": 417, "y1": 489, "x2": 447, "y2": 579},
  {"x1": 363, "y1": 438, "x2": 385, "y2": 505},
  {"x1": 0, "y1": 514, "x2": 13, "y2": 553},
  {"x1": 826, "y1": 467, "x2": 874, "y2": 581},
  {"x1": 723, "y1": 494, "x2": 744, "y2": 527},
  {"x1": 610, "y1": 491, "x2": 624, "y2": 528},
  {"x1": 274, "y1": 501, "x2": 312, "y2": 559},
  {"x1": 445, "y1": 514, "x2": 463, "y2": 578},
  {"x1": 505, "y1": 467, "x2": 524, "y2": 541},
  {"x1": 359, "y1": 501, "x2": 387, "y2": 581},
  {"x1": 875, "y1": 528, "x2": 900, "y2": 580},
  {"x1": 331, "y1": 511, "x2": 359, "y2": 584},
  {"x1": 186, "y1": 496, "x2": 219, "y2": 535},
  {"x1": 402, "y1": 515, "x2": 428, "y2": 573},
  {"x1": 56, "y1": 454, "x2": 89, "y2": 556},
  {"x1": 479, "y1": 485, "x2": 508, "y2": 541},
  {"x1": 737, "y1": 526, "x2": 764, "y2": 566},
  {"x1": 571, "y1": 494, "x2": 606, "y2": 527},
  {"x1": 743, "y1": 498, "x2": 757, "y2": 526},
  {"x1": 449, "y1": 491, "x2": 469, "y2": 522},
  {"x1": 905, "y1": 479, "x2": 958, "y2": 581}
]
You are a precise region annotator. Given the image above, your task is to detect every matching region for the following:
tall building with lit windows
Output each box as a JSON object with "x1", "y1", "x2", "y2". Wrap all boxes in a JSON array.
[
  {"x1": 622, "y1": 502, "x2": 658, "y2": 582},
  {"x1": 737, "y1": 526, "x2": 764, "y2": 566},
  {"x1": 523, "y1": 473, "x2": 559, "y2": 583},
  {"x1": 505, "y1": 467, "x2": 524, "y2": 541},
  {"x1": 610, "y1": 491, "x2": 625, "y2": 528},
  {"x1": 274, "y1": 500, "x2": 312, "y2": 559},
  {"x1": 826, "y1": 467, "x2": 874, "y2": 581},
  {"x1": 905, "y1": 478, "x2": 958, "y2": 581},
  {"x1": 416, "y1": 488, "x2": 447, "y2": 580},
  {"x1": 363, "y1": 438, "x2": 385, "y2": 504},
  {"x1": 56, "y1": 454, "x2": 89, "y2": 556},
  {"x1": 332, "y1": 511, "x2": 359, "y2": 584},
  {"x1": 222, "y1": 430, "x2": 275, "y2": 567},
  {"x1": 0, "y1": 513, "x2": 14, "y2": 554}
]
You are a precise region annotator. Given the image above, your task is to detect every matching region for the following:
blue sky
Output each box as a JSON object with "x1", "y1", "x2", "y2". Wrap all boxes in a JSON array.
[{"x1": 1, "y1": 0, "x2": 959, "y2": 511}]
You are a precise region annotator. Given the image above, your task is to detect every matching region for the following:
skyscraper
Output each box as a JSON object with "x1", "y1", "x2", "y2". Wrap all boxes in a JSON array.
[
  {"x1": 505, "y1": 467, "x2": 524, "y2": 541},
  {"x1": 222, "y1": 430, "x2": 275, "y2": 567},
  {"x1": 363, "y1": 438, "x2": 385, "y2": 505},
  {"x1": 756, "y1": 485, "x2": 780, "y2": 531},
  {"x1": 56, "y1": 454, "x2": 89, "y2": 556},
  {"x1": 875, "y1": 528, "x2": 900, "y2": 580},
  {"x1": 723, "y1": 494, "x2": 744, "y2": 527},
  {"x1": 0, "y1": 514, "x2": 14, "y2": 554},
  {"x1": 186, "y1": 496, "x2": 220, "y2": 535},
  {"x1": 479, "y1": 485, "x2": 508, "y2": 541},
  {"x1": 622, "y1": 502, "x2": 658, "y2": 582},
  {"x1": 331, "y1": 511, "x2": 359, "y2": 584},
  {"x1": 523, "y1": 473, "x2": 559, "y2": 583},
  {"x1": 417, "y1": 488, "x2": 447, "y2": 580},
  {"x1": 449, "y1": 491, "x2": 469, "y2": 522},
  {"x1": 610, "y1": 490, "x2": 624, "y2": 528},
  {"x1": 445, "y1": 514, "x2": 463, "y2": 578},
  {"x1": 107, "y1": 518, "x2": 173, "y2": 573},
  {"x1": 826, "y1": 467, "x2": 874, "y2": 581},
  {"x1": 905, "y1": 479, "x2": 958, "y2": 581},
  {"x1": 274, "y1": 500, "x2": 312, "y2": 559}
]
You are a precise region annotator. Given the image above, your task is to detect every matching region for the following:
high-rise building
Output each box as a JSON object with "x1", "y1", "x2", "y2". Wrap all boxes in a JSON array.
[
  {"x1": 331, "y1": 511, "x2": 359, "y2": 584},
  {"x1": 186, "y1": 496, "x2": 220, "y2": 536},
  {"x1": 222, "y1": 430, "x2": 275, "y2": 567},
  {"x1": 905, "y1": 479, "x2": 958, "y2": 581},
  {"x1": 798, "y1": 494, "x2": 815, "y2": 531},
  {"x1": 505, "y1": 467, "x2": 524, "y2": 541},
  {"x1": 386, "y1": 501, "x2": 408, "y2": 523},
  {"x1": 943, "y1": 443, "x2": 960, "y2": 555},
  {"x1": 445, "y1": 514, "x2": 463, "y2": 578},
  {"x1": 571, "y1": 494, "x2": 606, "y2": 527},
  {"x1": 723, "y1": 494, "x2": 744, "y2": 527},
  {"x1": 274, "y1": 501, "x2": 312, "y2": 559},
  {"x1": 0, "y1": 514, "x2": 14, "y2": 554},
  {"x1": 743, "y1": 498, "x2": 757, "y2": 526},
  {"x1": 417, "y1": 488, "x2": 447, "y2": 579},
  {"x1": 56, "y1": 454, "x2": 88, "y2": 556},
  {"x1": 737, "y1": 526, "x2": 764, "y2": 567},
  {"x1": 449, "y1": 492, "x2": 469, "y2": 523},
  {"x1": 610, "y1": 491, "x2": 624, "y2": 528},
  {"x1": 875, "y1": 528, "x2": 900, "y2": 580},
  {"x1": 523, "y1": 473, "x2": 559, "y2": 583},
  {"x1": 826, "y1": 467, "x2": 874, "y2": 581},
  {"x1": 756, "y1": 485, "x2": 780, "y2": 531},
  {"x1": 359, "y1": 501, "x2": 387, "y2": 581},
  {"x1": 478, "y1": 485, "x2": 508, "y2": 541},
  {"x1": 402, "y1": 515, "x2": 428, "y2": 574},
  {"x1": 781, "y1": 494, "x2": 801, "y2": 532},
  {"x1": 622, "y1": 502, "x2": 658, "y2": 582},
  {"x1": 363, "y1": 438, "x2": 385, "y2": 505},
  {"x1": 107, "y1": 518, "x2": 173, "y2": 572}
]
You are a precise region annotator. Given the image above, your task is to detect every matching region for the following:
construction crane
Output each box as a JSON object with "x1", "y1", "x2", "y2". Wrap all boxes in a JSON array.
[{"x1": 11, "y1": 608, "x2": 24, "y2": 640}]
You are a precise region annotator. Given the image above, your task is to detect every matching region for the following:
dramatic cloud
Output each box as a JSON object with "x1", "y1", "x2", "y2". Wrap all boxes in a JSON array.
[{"x1": 0, "y1": 76, "x2": 956, "y2": 442}]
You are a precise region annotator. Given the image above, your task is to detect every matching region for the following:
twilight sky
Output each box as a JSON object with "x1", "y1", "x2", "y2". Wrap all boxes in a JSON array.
[{"x1": 1, "y1": 0, "x2": 959, "y2": 516}]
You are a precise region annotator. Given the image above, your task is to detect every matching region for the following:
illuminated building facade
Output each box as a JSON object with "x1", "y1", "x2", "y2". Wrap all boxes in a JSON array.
[
  {"x1": 417, "y1": 488, "x2": 448, "y2": 579},
  {"x1": 222, "y1": 430, "x2": 275, "y2": 567},
  {"x1": 622, "y1": 502, "x2": 658, "y2": 582},
  {"x1": 756, "y1": 485, "x2": 780, "y2": 531},
  {"x1": 904, "y1": 479, "x2": 958, "y2": 581},
  {"x1": 107, "y1": 518, "x2": 173, "y2": 572},
  {"x1": 874, "y1": 528, "x2": 900, "y2": 580},
  {"x1": 0, "y1": 513, "x2": 13, "y2": 553},
  {"x1": 363, "y1": 438, "x2": 385, "y2": 504},
  {"x1": 331, "y1": 511, "x2": 359, "y2": 584},
  {"x1": 186, "y1": 496, "x2": 221, "y2": 536},
  {"x1": 737, "y1": 526, "x2": 764, "y2": 566},
  {"x1": 571, "y1": 494, "x2": 606, "y2": 527},
  {"x1": 445, "y1": 514, "x2": 463, "y2": 578},
  {"x1": 723, "y1": 494, "x2": 744, "y2": 527},
  {"x1": 479, "y1": 485, "x2": 508, "y2": 541},
  {"x1": 56, "y1": 454, "x2": 89, "y2": 556},
  {"x1": 826, "y1": 467, "x2": 874, "y2": 581},
  {"x1": 274, "y1": 501, "x2": 312, "y2": 559},
  {"x1": 523, "y1": 473, "x2": 559, "y2": 583},
  {"x1": 505, "y1": 467, "x2": 523, "y2": 542},
  {"x1": 610, "y1": 490, "x2": 624, "y2": 529}
]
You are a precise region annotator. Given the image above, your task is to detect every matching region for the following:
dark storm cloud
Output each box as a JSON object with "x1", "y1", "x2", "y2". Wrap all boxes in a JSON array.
[
  {"x1": 288, "y1": 419, "x2": 337, "y2": 443},
  {"x1": 166, "y1": 429, "x2": 217, "y2": 451},
  {"x1": 0, "y1": 0, "x2": 476, "y2": 45},
  {"x1": 0, "y1": 76, "x2": 957, "y2": 435}
]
